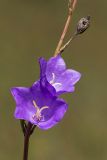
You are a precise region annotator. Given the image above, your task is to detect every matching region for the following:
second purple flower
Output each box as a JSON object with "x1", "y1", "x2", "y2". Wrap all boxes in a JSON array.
[{"x1": 39, "y1": 55, "x2": 81, "y2": 95}]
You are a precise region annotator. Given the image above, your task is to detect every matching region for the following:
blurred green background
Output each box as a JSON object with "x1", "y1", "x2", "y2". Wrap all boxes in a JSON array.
[{"x1": 0, "y1": 0, "x2": 107, "y2": 159}]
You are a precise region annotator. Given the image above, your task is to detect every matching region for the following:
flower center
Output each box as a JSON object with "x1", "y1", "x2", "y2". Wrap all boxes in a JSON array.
[
  {"x1": 50, "y1": 73, "x2": 62, "y2": 89},
  {"x1": 32, "y1": 100, "x2": 49, "y2": 121}
]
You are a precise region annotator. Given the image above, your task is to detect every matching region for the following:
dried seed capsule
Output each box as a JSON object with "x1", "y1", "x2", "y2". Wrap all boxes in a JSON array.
[{"x1": 76, "y1": 16, "x2": 90, "y2": 34}]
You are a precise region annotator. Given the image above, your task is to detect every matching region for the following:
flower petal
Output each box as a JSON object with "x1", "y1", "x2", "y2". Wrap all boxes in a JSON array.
[
  {"x1": 55, "y1": 69, "x2": 81, "y2": 94},
  {"x1": 14, "y1": 104, "x2": 38, "y2": 125},
  {"x1": 46, "y1": 55, "x2": 66, "y2": 82},
  {"x1": 11, "y1": 87, "x2": 32, "y2": 105},
  {"x1": 39, "y1": 57, "x2": 47, "y2": 77},
  {"x1": 38, "y1": 58, "x2": 56, "y2": 96},
  {"x1": 40, "y1": 76, "x2": 56, "y2": 96},
  {"x1": 11, "y1": 87, "x2": 39, "y2": 124},
  {"x1": 37, "y1": 99, "x2": 68, "y2": 130}
]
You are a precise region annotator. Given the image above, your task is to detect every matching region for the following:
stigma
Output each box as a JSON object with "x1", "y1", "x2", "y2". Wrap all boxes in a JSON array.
[
  {"x1": 50, "y1": 73, "x2": 62, "y2": 89},
  {"x1": 32, "y1": 100, "x2": 49, "y2": 121},
  {"x1": 50, "y1": 73, "x2": 55, "y2": 84}
]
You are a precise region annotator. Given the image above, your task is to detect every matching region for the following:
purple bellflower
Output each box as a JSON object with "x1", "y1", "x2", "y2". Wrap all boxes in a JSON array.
[
  {"x1": 39, "y1": 55, "x2": 81, "y2": 95},
  {"x1": 11, "y1": 77, "x2": 68, "y2": 130}
]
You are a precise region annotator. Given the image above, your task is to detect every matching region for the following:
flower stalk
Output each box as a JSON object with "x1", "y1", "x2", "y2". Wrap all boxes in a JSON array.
[
  {"x1": 59, "y1": 16, "x2": 90, "y2": 53},
  {"x1": 59, "y1": 32, "x2": 77, "y2": 54},
  {"x1": 23, "y1": 122, "x2": 33, "y2": 160},
  {"x1": 54, "y1": 0, "x2": 77, "y2": 57},
  {"x1": 20, "y1": 120, "x2": 27, "y2": 136}
]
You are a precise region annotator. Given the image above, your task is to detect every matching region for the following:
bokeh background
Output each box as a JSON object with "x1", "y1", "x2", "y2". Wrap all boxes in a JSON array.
[{"x1": 0, "y1": 0, "x2": 107, "y2": 160}]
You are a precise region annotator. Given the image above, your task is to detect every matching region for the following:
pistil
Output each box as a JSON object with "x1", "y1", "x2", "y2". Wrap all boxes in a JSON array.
[
  {"x1": 32, "y1": 100, "x2": 49, "y2": 121},
  {"x1": 50, "y1": 73, "x2": 55, "y2": 84},
  {"x1": 50, "y1": 73, "x2": 62, "y2": 89}
]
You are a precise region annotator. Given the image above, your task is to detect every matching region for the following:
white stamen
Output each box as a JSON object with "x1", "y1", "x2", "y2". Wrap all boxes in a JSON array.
[
  {"x1": 52, "y1": 83, "x2": 62, "y2": 88},
  {"x1": 32, "y1": 100, "x2": 49, "y2": 121},
  {"x1": 50, "y1": 73, "x2": 62, "y2": 90},
  {"x1": 50, "y1": 73, "x2": 55, "y2": 84}
]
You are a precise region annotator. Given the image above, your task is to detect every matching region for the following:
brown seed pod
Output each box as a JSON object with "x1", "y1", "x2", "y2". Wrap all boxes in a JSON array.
[{"x1": 76, "y1": 16, "x2": 90, "y2": 34}]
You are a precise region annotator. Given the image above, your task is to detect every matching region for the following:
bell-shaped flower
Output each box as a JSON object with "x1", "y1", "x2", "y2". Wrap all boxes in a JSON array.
[
  {"x1": 11, "y1": 77, "x2": 68, "y2": 130},
  {"x1": 39, "y1": 55, "x2": 81, "y2": 95}
]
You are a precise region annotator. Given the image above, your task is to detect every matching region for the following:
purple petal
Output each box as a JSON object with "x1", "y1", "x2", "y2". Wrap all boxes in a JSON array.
[
  {"x1": 40, "y1": 76, "x2": 56, "y2": 96},
  {"x1": 11, "y1": 87, "x2": 32, "y2": 105},
  {"x1": 11, "y1": 87, "x2": 39, "y2": 124},
  {"x1": 31, "y1": 81, "x2": 55, "y2": 107},
  {"x1": 14, "y1": 103, "x2": 38, "y2": 125},
  {"x1": 55, "y1": 69, "x2": 81, "y2": 94},
  {"x1": 39, "y1": 57, "x2": 47, "y2": 77},
  {"x1": 38, "y1": 99, "x2": 68, "y2": 130},
  {"x1": 46, "y1": 55, "x2": 66, "y2": 82},
  {"x1": 38, "y1": 58, "x2": 56, "y2": 96}
]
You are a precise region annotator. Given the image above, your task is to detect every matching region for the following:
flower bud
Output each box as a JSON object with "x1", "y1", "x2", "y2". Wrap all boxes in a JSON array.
[{"x1": 76, "y1": 16, "x2": 90, "y2": 34}]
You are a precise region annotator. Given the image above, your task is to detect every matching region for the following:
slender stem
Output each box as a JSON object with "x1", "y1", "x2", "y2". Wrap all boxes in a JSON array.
[
  {"x1": 20, "y1": 120, "x2": 27, "y2": 136},
  {"x1": 23, "y1": 122, "x2": 33, "y2": 160},
  {"x1": 54, "y1": 0, "x2": 77, "y2": 57},
  {"x1": 30, "y1": 125, "x2": 37, "y2": 135},
  {"x1": 59, "y1": 32, "x2": 77, "y2": 53}
]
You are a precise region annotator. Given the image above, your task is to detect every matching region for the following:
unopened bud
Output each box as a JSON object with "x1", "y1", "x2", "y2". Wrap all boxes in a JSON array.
[{"x1": 76, "y1": 16, "x2": 90, "y2": 34}]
